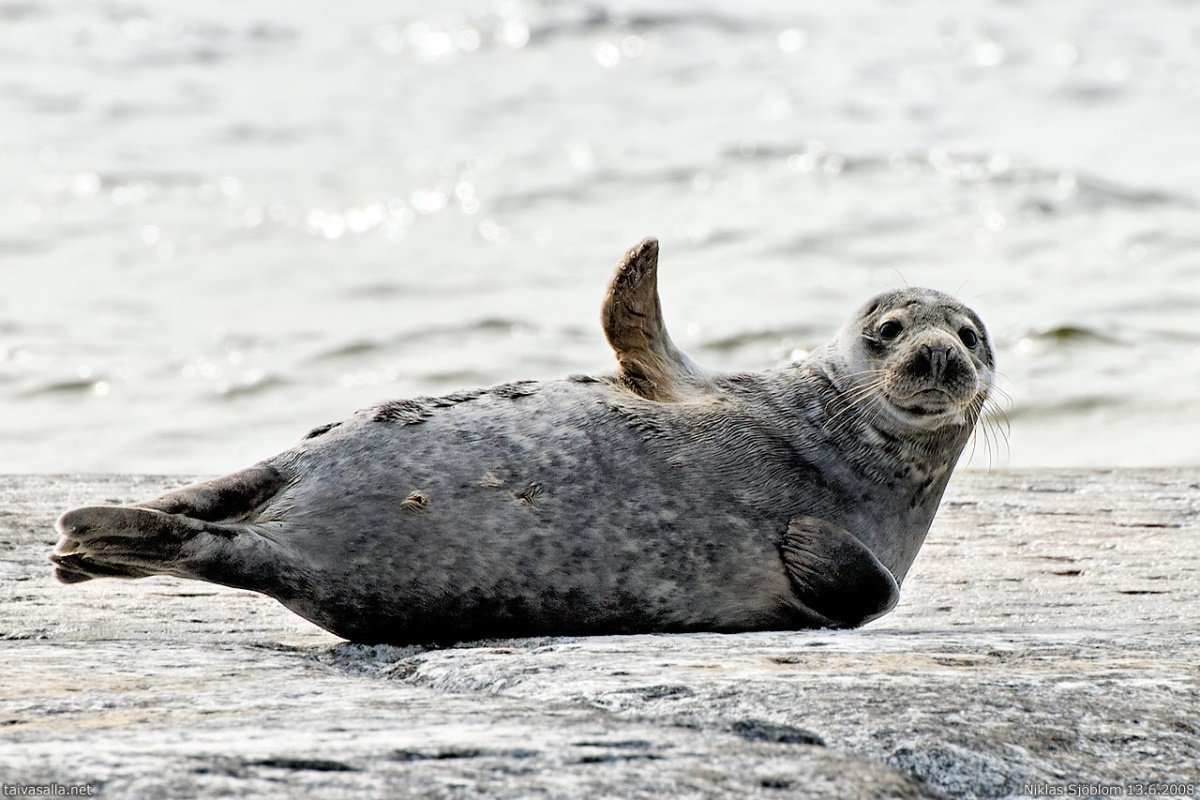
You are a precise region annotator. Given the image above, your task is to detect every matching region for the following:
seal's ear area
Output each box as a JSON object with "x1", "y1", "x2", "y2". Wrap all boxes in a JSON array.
[
  {"x1": 133, "y1": 465, "x2": 285, "y2": 523},
  {"x1": 602, "y1": 237, "x2": 704, "y2": 402},
  {"x1": 780, "y1": 517, "x2": 900, "y2": 628}
]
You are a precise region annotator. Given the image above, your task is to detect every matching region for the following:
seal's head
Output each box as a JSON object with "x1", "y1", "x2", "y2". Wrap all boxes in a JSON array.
[{"x1": 834, "y1": 288, "x2": 994, "y2": 433}]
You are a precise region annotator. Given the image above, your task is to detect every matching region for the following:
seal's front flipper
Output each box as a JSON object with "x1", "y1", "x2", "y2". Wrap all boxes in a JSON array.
[
  {"x1": 780, "y1": 516, "x2": 899, "y2": 628},
  {"x1": 51, "y1": 505, "x2": 289, "y2": 594},
  {"x1": 602, "y1": 237, "x2": 705, "y2": 402},
  {"x1": 133, "y1": 465, "x2": 285, "y2": 522}
]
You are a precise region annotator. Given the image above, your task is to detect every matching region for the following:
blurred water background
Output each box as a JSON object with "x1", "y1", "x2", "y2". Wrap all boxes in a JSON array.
[{"x1": 1, "y1": 0, "x2": 1198, "y2": 473}]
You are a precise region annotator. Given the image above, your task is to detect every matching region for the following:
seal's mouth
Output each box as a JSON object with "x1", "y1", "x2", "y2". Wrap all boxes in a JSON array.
[
  {"x1": 886, "y1": 388, "x2": 966, "y2": 421},
  {"x1": 897, "y1": 388, "x2": 953, "y2": 412}
]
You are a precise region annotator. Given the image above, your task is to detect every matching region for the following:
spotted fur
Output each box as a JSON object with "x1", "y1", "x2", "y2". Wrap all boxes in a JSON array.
[{"x1": 50, "y1": 238, "x2": 993, "y2": 645}]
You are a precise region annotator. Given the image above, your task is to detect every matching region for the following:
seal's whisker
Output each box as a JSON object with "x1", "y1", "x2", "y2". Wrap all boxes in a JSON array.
[
  {"x1": 987, "y1": 405, "x2": 1012, "y2": 443},
  {"x1": 963, "y1": 393, "x2": 996, "y2": 469},
  {"x1": 833, "y1": 381, "x2": 888, "y2": 412},
  {"x1": 972, "y1": 414, "x2": 992, "y2": 470},
  {"x1": 983, "y1": 399, "x2": 1010, "y2": 468},
  {"x1": 987, "y1": 417, "x2": 998, "y2": 469},
  {"x1": 981, "y1": 394, "x2": 1012, "y2": 438},
  {"x1": 987, "y1": 385, "x2": 1015, "y2": 410},
  {"x1": 825, "y1": 379, "x2": 888, "y2": 418},
  {"x1": 981, "y1": 397, "x2": 1012, "y2": 462},
  {"x1": 986, "y1": 421, "x2": 1001, "y2": 469},
  {"x1": 987, "y1": 372, "x2": 1018, "y2": 412},
  {"x1": 984, "y1": 393, "x2": 1012, "y2": 419},
  {"x1": 827, "y1": 403, "x2": 883, "y2": 437},
  {"x1": 991, "y1": 420, "x2": 1010, "y2": 464},
  {"x1": 825, "y1": 370, "x2": 888, "y2": 398},
  {"x1": 835, "y1": 368, "x2": 887, "y2": 380},
  {"x1": 824, "y1": 378, "x2": 889, "y2": 434}
]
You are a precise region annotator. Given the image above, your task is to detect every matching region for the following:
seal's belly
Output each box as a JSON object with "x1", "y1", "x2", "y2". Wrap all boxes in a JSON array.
[{"x1": 265, "y1": 384, "x2": 810, "y2": 642}]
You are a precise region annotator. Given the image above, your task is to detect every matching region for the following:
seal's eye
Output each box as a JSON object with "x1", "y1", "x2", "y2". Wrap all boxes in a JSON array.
[
  {"x1": 959, "y1": 327, "x2": 979, "y2": 348},
  {"x1": 878, "y1": 320, "x2": 903, "y2": 341}
]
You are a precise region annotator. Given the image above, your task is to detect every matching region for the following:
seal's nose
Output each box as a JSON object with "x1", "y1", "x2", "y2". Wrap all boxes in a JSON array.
[{"x1": 906, "y1": 343, "x2": 956, "y2": 382}]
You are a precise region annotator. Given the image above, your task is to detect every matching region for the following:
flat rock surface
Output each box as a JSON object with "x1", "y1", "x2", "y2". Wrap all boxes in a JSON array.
[{"x1": 1, "y1": 470, "x2": 1197, "y2": 799}]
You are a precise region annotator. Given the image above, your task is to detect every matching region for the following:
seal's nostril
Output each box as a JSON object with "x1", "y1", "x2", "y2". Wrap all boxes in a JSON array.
[
  {"x1": 944, "y1": 353, "x2": 970, "y2": 384},
  {"x1": 906, "y1": 343, "x2": 962, "y2": 382},
  {"x1": 907, "y1": 345, "x2": 933, "y2": 379}
]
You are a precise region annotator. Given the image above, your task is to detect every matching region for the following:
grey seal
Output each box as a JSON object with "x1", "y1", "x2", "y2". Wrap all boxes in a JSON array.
[{"x1": 51, "y1": 237, "x2": 995, "y2": 644}]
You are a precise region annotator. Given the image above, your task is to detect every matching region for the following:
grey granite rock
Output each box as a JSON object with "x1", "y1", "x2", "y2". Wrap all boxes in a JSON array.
[{"x1": 1, "y1": 471, "x2": 1197, "y2": 799}]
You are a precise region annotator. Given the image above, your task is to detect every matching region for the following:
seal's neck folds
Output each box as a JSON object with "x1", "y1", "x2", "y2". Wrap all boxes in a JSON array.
[{"x1": 783, "y1": 357, "x2": 983, "y2": 583}]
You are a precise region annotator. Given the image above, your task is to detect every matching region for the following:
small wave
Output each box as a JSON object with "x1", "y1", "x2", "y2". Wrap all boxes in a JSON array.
[
  {"x1": 0, "y1": 2, "x2": 41, "y2": 20},
  {"x1": 719, "y1": 144, "x2": 1192, "y2": 211},
  {"x1": 491, "y1": 181, "x2": 595, "y2": 212},
  {"x1": 211, "y1": 374, "x2": 289, "y2": 400},
  {"x1": 0, "y1": 238, "x2": 51, "y2": 256},
  {"x1": 702, "y1": 325, "x2": 823, "y2": 354},
  {"x1": 221, "y1": 124, "x2": 313, "y2": 144},
  {"x1": 1071, "y1": 176, "x2": 1183, "y2": 209},
  {"x1": 307, "y1": 339, "x2": 387, "y2": 363},
  {"x1": 305, "y1": 319, "x2": 546, "y2": 365},
  {"x1": 1023, "y1": 325, "x2": 1124, "y2": 346},
  {"x1": 399, "y1": 317, "x2": 521, "y2": 340},
  {"x1": 492, "y1": 164, "x2": 708, "y2": 212},
  {"x1": 341, "y1": 281, "x2": 502, "y2": 299},
  {"x1": 419, "y1": 368, "x2": 495, "y2": 386},
  {"x1": 1138, "y1": 326, "x2": 1200, "y2": 344},
  {"x1": 80, "y1": 169, "x2": 207, "y2": 191},
  {"x1": 246, "y1": 22, "x2": 300, "y2": 43},
  {"x1": 530, "y1": 6, "x2": 756, "y2": 43},
  {"x1": 19, "y1": 377, "x2": 108, "y2": 397},
  {"x1": 1005, "y1": 394, "x2": 1124, "y2": 420},
  {"x1": 1056, "y1": 79, "x2": 1128, "y2": 104}
]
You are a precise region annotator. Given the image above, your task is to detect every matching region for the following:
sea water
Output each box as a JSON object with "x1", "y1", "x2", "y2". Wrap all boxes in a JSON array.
[{"x1": 1, "y1": 0, "x2": 1198, "y2": 472}]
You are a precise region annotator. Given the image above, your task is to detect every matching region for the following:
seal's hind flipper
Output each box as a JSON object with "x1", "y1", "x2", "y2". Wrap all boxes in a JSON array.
[
  {"x1": 780, "y1": 517, "x2": 899, "y2": 628},
  {"x1": 50, "y1": 553, "x2": 155, "y2": 583},
  {"x1": 133, "y1": 465, "x2": 285, "y2": 522},
  {"x1": 51, "y1": 505, "x2": 289, "y2": 593},
  {"x1": 602, "y1": 237, "x2": 705, "y2": 401}
]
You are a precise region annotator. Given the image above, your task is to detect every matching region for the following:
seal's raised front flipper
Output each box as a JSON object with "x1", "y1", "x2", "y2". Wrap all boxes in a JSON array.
[
  {"x1": 602, "y1": 237, "x2": 706, "y2": 402},
  {"x1": 51, "y1": 466, "x2": 291, "y2": 591},
  {"x1": 780, "y1": 517, "x2": 899, "y2": 629}
]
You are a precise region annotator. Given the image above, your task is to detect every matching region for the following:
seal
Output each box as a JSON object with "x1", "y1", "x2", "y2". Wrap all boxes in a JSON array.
[{"x1": 50, "y1": 237, "x2": 995, "y2": 644}]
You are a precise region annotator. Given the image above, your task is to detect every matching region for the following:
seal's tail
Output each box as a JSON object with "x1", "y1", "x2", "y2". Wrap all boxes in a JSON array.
[
  {"x1": 50, "y1": 466, "x2": 289, "y2": 592},
  {"x1": 130, "y1": 465, "x2": 284, "y2": 522}
]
